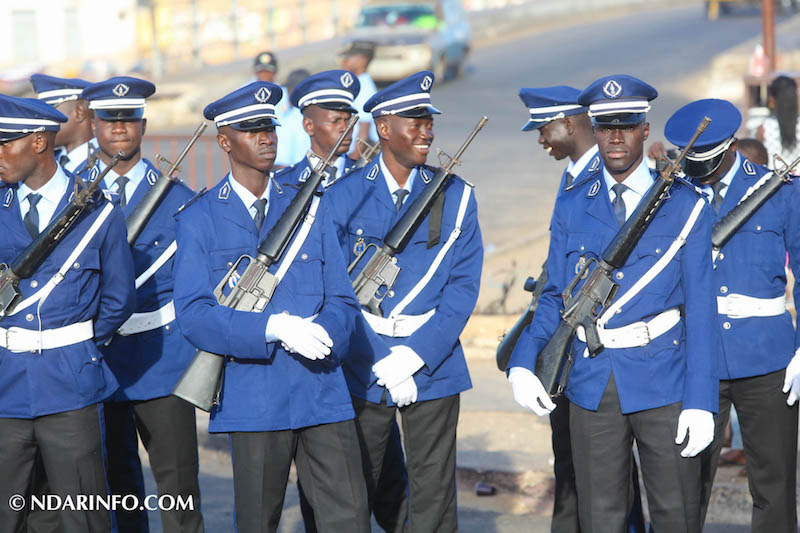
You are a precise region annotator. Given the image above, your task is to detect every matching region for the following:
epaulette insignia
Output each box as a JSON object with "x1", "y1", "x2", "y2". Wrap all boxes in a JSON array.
[
  {"x1": 218, "y1": 180, "x2": 231, "y2": 200},
  {"x1": 743, "y1": 159, "x2": 756, "y2": 176},
  {"x1": 146, "y1": 169, "x2": 159, "y2": 186},
  {"x1": 102, "y1": 189, "x2": 114, "y2": 202},
  {"x1": 89, "y1": 165, "x2": 100, "y2": 183},
  {"x1": 299, "y1": 168, "x2": 311, "y2": 183},
  {"x1": 3, "y1": 189, "x2": 13, "y2": 208},
  {"x1": 420, "y1": 168, "x2": 431, "y2": 184},
  {"x1": 274, "y1": 180, "x2": 284, "y2": 195},
  {"x1": 366, "y1": 164, "x2": 379, "y2": 181},
  {"x1": 588, "y1": 155, "x2": 601, "y2": 173},
  {"x1": 176, "y1": 187, "x2": 208, "y2": 214},
  {"x1": 587, "y1": 180, "x2": 601, "y2": 197}
]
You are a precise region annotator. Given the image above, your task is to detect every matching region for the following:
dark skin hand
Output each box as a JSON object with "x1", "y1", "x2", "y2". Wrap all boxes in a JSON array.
[
  {"x1": 538, "y1": 113, "x2": 595, "y2": 164},
  {"x1": 375, "y1": 115, "x2": 433, "y2": 188},
  {"x1": 302, "y1": 106, "x2": 354, "y2": 158},
  {"x1": 0, "y1": 132, "x2": 58, "y2": 190},
  {"x1": 91, "y1": 116, "x2": 146, "y2": 176},
  {"x1": 217, "y1": 125, "x2": 277, "y2": 198},
  {"x1": 54, "y1": 100, "x2": 93, "y2": 153},
  {"x1": 594, "y1": 122, "x2": 650, "y2": 183}
]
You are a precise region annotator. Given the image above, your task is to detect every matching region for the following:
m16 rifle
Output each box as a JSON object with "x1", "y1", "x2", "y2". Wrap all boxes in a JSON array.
[
  {"x1": 495, "y1": 265, "x2": 547, "y2": 371},
  {"x1": 172, "y1": 115, "x2": 359, "y2": 412},
  {"x1": 0, "y1": 152, "x2": 124, "y2": 321},
  {"x1": 534, "y1": 117, "x2": 711, "y2": 397},
  {"x1": 354, "y1": 138, "x2": 380, "y2": 168},
  {"x1": 125, "y1": 124, "x2": 206, "y2": 245},
  {"x1": 348, "y1": 116, "x2": 488, "y2": 317}
]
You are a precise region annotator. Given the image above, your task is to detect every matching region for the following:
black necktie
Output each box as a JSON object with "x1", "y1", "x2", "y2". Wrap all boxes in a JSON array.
[
  {"x1": 24, "y1": 194, "x2": 42, "y2": 239},
  {"x1": 394, "y1": 189, "x2": 409, "y2": 213},
  {"x1": 253, "y1": 198, "x2": 267, "y2": 232},
  {"x1": 114, "y1": 176, "x2": 130, "y2": 209},
  {"x1": 711, "y1": 181, "x2": 727, "y2": 214},
  {"x1": 611, "y1": 183, "x2": 628, "y2": 228},
  {"x1": 565, "y1": 171, "x2": 575, "y2": 187}
]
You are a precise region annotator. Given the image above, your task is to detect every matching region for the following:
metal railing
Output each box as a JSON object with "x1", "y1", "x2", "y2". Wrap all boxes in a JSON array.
[{"x1": 143, "y1": 133, "x2": 225, "y2": 191}]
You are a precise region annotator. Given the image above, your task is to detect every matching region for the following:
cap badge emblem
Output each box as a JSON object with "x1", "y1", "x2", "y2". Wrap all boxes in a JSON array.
[
  {"x1": 255, "y1": 87, "x2": 271, "y2": 103},
  {"x1": 420, "y1": 76, "x2": 432, "y2": 91},
  {"x1": 602, "y1": 80, "x2": 622, "y2": 99},
  {"x1": 340, "y1": 72, "x2": 354, "y2": 88},
  {"x1": 113, "y1": 83, "x2": 130, "y2": 97}
]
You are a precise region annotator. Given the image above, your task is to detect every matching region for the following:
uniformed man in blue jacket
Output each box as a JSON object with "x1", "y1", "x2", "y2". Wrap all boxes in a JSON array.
[
  {"x1": 665, "y1": 98, "x2": 800, "y2": 532},
  {"x1": 0, "y1": 94, "x2": 135, "y2": 532},
  {"x1": 80, "y1": 76, "x2": 205, "y2": 533},
  {"x1": 324, "y1": 71, "x2": 484, "y2": 532},
  {"x1": 173, "y1": 82, "x2": 369, "y2": 533},
  {"x1": 276, "y1": 70, "x2": 409, "y2": 533},
  {"x1": 507, "y1": 75, "x2": 719, "y2": 532},
  {"x1": 274, "y1": 69, "x2": 360, "y2": 187},
  {"x1": 518, "y1": 86, "x2": 645, "y2": 533},
  {"x1": 30, "y1": 74, "x2": 98, "y2": 174}
]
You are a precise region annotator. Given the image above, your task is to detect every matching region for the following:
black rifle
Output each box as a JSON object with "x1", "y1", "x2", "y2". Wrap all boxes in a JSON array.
[
  {"x1": 172, "y1": 115, "x2": 360, "y2": 412},
  {"x1": 534, "y1": 117, "x2": 711, "y2": 397},
  {"x1": 354, "y1": 138, "x2": 380, "y2": 169},
  {"x1": 349, "y1": 116, "x2": 488, "y2": 317},
  {"x1": 712, "y1": 153, "x2": 800, "y2": 253},
  {"x1": 0, "y1": 152, "x2": 124, "y2": 321},
  {"x1": 496, "y1": 264, "x2": 547, "y2": 371},
  {"x1": 125, "y1": 124, "x2": 207, "y2": 245}
]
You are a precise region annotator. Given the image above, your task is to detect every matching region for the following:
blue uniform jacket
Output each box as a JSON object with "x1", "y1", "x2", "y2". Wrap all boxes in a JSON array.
[
  {"x1": 323, "y1": 162, "x2": 484, "y2": 405},
  {"x1": 81, "y1": 158, "x2": 197, "y2": 401},
  {"x1": 0, "y1": 174, "x2": 135, "y2": 418},
  {"x1": 273, "y1": 154, "x2": 358, "y2": 188},
  {"x1": 711, "y1": 155, "x2": 800, "y2": 379},
  {"x1": 508, "y1": 167, "x2": 719, "y2": 414},
  {"x1": 173, "y1": 174, "x2": 361, "y2": 432}
]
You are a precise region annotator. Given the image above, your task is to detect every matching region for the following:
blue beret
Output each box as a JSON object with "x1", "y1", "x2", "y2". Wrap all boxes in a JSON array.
[
  {"x1": 665, "y1": 99, "x2": 741, "y2": 161},
  {"x1": 364, "y1": 71, "x2": 441, "y2": 118},
  {"x1": 578, "y1": 75, "x2": 658, "y2": 126},
  {"x1": 30, "y1": 74, "x2": 91, "y2": 106},
  {"x1": 82, "y1": 76, "x2": 156, "y2": 121},
  {"x1": 0, "y1": 94, "x2": 68, "y2": 141},
  {"x1": 204, "y1": 81, "x2": 283, "y2": 130},
  {"x1": 518, "y1": 86, "x2": 587, "y2": 131},
  {"x1": 290, "y1": 70, "x2": 360, "y2": 113}
]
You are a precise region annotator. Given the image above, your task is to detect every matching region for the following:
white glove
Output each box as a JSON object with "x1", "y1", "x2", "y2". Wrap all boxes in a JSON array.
[
  {"x1": 373, "y1": 345, "x2": 425, "y2": 388},
  {"x1": 782, "y1": 349, "x2": 800, "y2": 406},
  {"x1": 265, "y1": 314, "x2": 333, "y2": 360},
  {"x1": 675, "y1": 409, "x2": 714, "y2": 458},
  {"x1": 508, "y1": 367, "x2": 557, "y2": 416},
  {"x1": 388, "y1": 376, "x2": 418, "y2": 407}
]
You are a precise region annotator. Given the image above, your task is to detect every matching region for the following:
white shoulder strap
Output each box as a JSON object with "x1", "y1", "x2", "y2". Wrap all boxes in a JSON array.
[
  {"x1": 10, "y1": 201, "x2": 116, "y2": 315},
  {"x1": 389, "y1": 183, "x2": 472, "y2": 319},
  {"x1": 599, "y1": 197, "x2": 706, "y2": 326},
  {"x1": 274, "y1": 196, "x2": 321, "y2": 282},
  {"x1": 135, "y1": 241, "x2": 177, "y2": 289}
]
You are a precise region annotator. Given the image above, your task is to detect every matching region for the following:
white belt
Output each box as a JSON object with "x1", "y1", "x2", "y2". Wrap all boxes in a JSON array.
[
  {"x1": 362, "y1": 309, "x2": 435, "y2": 338},
  {"x1": 717, "y1": 294, "x2": 786, "y2": 319},
  {"x1": 0, "y1": 320, "x2": 94, "y2": 353},
  {"x1": 578, "y1": 308, "x2": 681, "y2": 349},
  {"x1": 118, "y1": 300, "x2": 176, "y2": 336}
]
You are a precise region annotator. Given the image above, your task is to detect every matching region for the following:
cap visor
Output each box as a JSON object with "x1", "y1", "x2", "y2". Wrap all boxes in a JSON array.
[
  {"x1": 592, "y1": 113, "x2": 644, "y2": 126},
  {"x1": 317, "y1": 102, "x2": 358, "y2": 114},
  {"x1": 521, "y1": 120, "x2": 545, "y2": 132},
  {"x1": 229, "y1": 117, "x2": 280, "y2": 131},
  {"x1": 94, "y1": 108, "x2": 145, "y2": 121},
  {"x1": 396, "y1": 105, "x2": 441, "y2": 118},
  {"x1": 0, "y1": 131, "x2": 33, "y2": 142}
]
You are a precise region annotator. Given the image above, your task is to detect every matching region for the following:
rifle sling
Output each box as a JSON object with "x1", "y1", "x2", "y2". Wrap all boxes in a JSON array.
[{"x1": 427, "y1": 190, "x2": 444, "y2": 249}]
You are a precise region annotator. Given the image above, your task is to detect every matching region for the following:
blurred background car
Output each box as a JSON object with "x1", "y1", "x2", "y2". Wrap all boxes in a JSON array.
[{"x1": 346, "y1": 0, "x2": 471, "y2": 84}]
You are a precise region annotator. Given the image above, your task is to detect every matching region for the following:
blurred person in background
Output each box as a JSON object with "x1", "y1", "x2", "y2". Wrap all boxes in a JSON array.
[
  {"x1": 341, "y1": 41, "x2": 378, "y2": 159},
  {"x1": 274, "y1": 69, "x2": 311, "y2": 168},
  {"x1": 757, "y1": 76, "x2": 800, "y2": 168}
]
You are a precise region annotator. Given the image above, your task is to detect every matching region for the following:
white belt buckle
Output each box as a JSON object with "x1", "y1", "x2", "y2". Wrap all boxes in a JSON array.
[
  {"x1": 391, "y1": 318, "x2": 399, "y2": 337},
  {"x1": 639, "y1": 322, "x2": 652, "y2": 345},
  {"x1": 6, "y1": 327, "x2": 30, "y2": 353}
]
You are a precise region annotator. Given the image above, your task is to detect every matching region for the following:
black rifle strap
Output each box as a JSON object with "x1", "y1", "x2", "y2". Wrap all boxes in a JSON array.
[{"x1": 427, "y1": 190, "x2": 445, "y2": 249}]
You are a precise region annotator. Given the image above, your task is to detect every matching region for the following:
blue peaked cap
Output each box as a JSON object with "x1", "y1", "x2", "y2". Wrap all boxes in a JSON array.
[
  {"x1": 0, "y1": 94, "x2": 68, "y2": 141},
  {"x1": 204, "y1": 81, "x2": 283, "y2": 131},
  {"x1": 665, "y1": 99, "x2": 741, "y2": 161},
  {"x1": 290, "y1": 70, "x2": 360, "y2": 113},
  {"x1": 81, "y1": 76, "x2": 156, "y2": 121},
  {"x1": 30, "y1": 74, "x2": 91, "y2": 106},
  {"x1": 364, "y1": 71, "x2": 441, "y2": 118},
  {"x1": 518, "y1": 86, "x2": 587, "y2": 131},
  {"x1": 578, "y1": 75, "x2": 657, "y2": 126}
]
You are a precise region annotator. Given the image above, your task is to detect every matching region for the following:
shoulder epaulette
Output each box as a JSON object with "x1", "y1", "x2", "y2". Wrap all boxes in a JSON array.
[
  {"x1": 564, "y1": 170, "x2": 600, "y2": 192},
  {"x1": 175, "y1": 187, "x2": 208, "y2": 215},
  {"x1": 674, "y1": 175, "x2": 707, "y2": 197}
]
